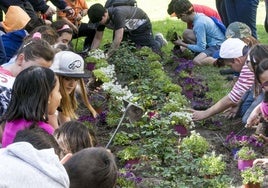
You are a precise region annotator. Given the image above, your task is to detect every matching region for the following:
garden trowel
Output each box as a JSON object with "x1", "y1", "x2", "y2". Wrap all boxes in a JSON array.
[{"x1": 105, "y1": 100, "x2": 144, "y2": 149}]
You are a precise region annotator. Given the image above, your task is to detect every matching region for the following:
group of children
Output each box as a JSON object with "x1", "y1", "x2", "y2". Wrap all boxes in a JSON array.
[
  {"x1": 0, "y1": 0, "x2": 268, "y2": 186},
  {"x1": 0, "y1": 2, "x2": 120, "y2": 187},
  {"x1": 0, "y1": 42, "x2": 117, "y2": 187}
]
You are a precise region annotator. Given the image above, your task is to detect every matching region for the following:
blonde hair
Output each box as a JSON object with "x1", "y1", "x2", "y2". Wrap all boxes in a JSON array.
[{"x1": 59, "y1": 76, "x2": 96, "y2": 119}]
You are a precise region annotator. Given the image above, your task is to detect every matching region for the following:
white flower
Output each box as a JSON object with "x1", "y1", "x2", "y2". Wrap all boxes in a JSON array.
[
  {"x1": 88, "y1": 49, "x2": 106, "y2": 59},
  {"x1": 169, "y1": 111, "x2": 195, "y2": 129},
  {"x1": 98, "y1": 65, "x2": 116, "y2": 79}
]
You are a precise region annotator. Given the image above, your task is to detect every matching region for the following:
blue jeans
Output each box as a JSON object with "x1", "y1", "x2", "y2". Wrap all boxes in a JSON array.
[
  {"x1": 224, "y1": 0, "x2": 259, "y2": 39},
  {"x1": 240, "y1": 90, "x2": 264, "y2": 124}
]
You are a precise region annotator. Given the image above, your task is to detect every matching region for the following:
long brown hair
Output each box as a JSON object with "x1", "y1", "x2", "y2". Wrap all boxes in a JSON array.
[{"x1": 59, "y1": 76, "x2": 96, "y2": 119}]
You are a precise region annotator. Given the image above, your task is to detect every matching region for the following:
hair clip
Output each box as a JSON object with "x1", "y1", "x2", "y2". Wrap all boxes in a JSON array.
[
  {"x1": 23, "y1": 41, "x2": 33, "y2": 48},
  {"x1": 57, "y1": 24, "x2": 71, "y2": 32},
  {"x1": 32, "y1": 32, "x2": 42, "y2": 39}
]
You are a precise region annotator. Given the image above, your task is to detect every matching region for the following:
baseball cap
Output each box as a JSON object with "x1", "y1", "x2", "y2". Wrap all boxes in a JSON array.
[
  {"x1": 225, "y1": 22, "x2": 252, "y2": 39},
  {"x1": 51, "y1": 51, "x2": 90, "y2": 78},
  {"x1": 87, "y1": 3, "x2": 106, "y2": 24},
  {"x1": 213, "y1": 38, "x2": 248, "y2": 59},
  {"x1": 173, "y1": 0, "x2": 193, "y2": 18}
]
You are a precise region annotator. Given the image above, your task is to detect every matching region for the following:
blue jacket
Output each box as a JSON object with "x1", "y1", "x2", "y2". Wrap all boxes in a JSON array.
[
  {"x1": 2, "y1": 29, "x2": 27, "y2": 62},
  {"x1": 0, "y1": 36, "x2": 6, "y2": 65},
  {"x1": 188, "y1": 13, "x2": 226, "y2": 53}
]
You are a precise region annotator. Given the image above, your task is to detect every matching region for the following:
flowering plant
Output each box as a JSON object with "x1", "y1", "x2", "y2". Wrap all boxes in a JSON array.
[
  {"x1": 199, "y1": 151, "x2": 226, "y2": 176},
  {"x1": 169, "y1": 111, "x2": 195, "y2": 129},
  {"x1": 117, "y1": 165, "x2": 142, "y2": 188},
  {"x1": 87, "y1": 49, "x2": 106, "y2": 59},
  {"x1": 225, "y1": 132, "x2": 264, "y2": 149},
  {"x1": 241, "y1": 166, "x2": 264, "y2": 184},
  {"x1": 237, "y1": 146, "x2": 256, "y2": 160}
]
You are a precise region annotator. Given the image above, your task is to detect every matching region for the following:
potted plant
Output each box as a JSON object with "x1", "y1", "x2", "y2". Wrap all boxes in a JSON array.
[
  {"x1": 237, "y1": 146, "x2": 256, "y2": 171},
  {"x1": 241, "y1": 166, "x2": 264, "y2": 188},
  {"x1": 169, "y1": 111, "x2": 195, "y2": 137},
  {"x1": 199, "y1": 151, "x2": 226, "y2": 178},
  {"x1": 179, "y1": 131, "x2": 209, "y2": 157}
]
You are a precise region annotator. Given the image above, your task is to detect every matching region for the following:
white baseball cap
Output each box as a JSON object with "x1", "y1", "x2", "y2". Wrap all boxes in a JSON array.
[
  {"x1": 51, "y1": 51, "x2": 90, "y2": 78},
  {"x1": 219, "y1": 38, "x2": 248, "y2": 59}
]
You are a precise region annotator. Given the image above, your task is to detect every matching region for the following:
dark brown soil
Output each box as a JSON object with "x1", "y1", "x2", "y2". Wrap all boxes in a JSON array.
[{"x1": 78, "y1": 60, "x2": 268, "y2": 188}]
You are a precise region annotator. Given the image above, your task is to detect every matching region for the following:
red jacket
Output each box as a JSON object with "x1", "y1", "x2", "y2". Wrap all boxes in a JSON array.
[{"x1": 187, "y1": 4, "x2": 221, "y2": 29}]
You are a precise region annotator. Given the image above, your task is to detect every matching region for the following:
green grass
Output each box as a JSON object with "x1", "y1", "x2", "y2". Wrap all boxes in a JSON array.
[
  {"x1": 154, "y1": 21, "x2": 268, "y2": 103},
  {"x1": 74, "y1": 18, "x2": 268, "y2": 103}
]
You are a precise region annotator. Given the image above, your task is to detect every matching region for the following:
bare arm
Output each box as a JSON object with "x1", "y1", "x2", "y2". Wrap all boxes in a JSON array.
[
  {"x1": 107, "y1": 28, "x2": 124, "y2": 57},
  {"x1": 192, "y1": 95, "x2": 235, "y2": 121},
  {"x1": 58, "y1": 112, "x2": 71, "y2": 126},
  {"x1": 91, "y1": 31, "x2": 104, "y2": 49},
  {"x1": 246, "y1": 103, "x2": 261, "y2": 127}
]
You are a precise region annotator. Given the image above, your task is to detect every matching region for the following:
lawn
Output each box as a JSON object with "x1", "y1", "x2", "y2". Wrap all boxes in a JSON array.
[
  {"x1": 81, "y1": 0, "x2": 268, "y2": 102},
  {"x1": 82, "y1": 0, "x2": 268, "y2": 46}
]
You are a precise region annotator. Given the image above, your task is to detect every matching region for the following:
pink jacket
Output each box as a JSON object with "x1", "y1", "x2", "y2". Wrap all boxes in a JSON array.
[
  {"x1": 2, "y1": 119, "x2": 54, "y2": 147},
  {"x1": 261, "y1": 101, "x2": 268, "y2": 118}
]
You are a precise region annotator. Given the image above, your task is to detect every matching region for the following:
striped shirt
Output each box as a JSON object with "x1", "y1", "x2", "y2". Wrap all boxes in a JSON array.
[{"x1": 228, "y1": 64, "x2": 254, "y2": 103}]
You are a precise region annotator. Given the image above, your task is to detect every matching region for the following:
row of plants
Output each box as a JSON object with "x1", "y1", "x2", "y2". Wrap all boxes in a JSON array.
[
  {"x1": 82, "y1": 38, "x2": 267, "y2": 186},
  {"x1": 83, "y1": 43, "x2": 237, "y2": 187}
]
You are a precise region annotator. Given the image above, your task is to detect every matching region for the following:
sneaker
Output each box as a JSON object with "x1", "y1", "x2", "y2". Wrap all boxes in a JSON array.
[
  {"x1": 155, "y1": 33, "x2": 168, "y2": 47},
  {"x1": 225, "y1": 75, "x2": 235, "y2": 81},
  {"x1": 219, "y1": 68, "x2": 236, "y2": 75}
]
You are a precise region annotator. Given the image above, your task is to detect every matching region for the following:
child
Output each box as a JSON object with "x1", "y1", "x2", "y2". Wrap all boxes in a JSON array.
[
  {"x1": 63, "y1": 147, "x2": 117, "y2": 188},
  {"x1": 0, "y1": 142, "x2": 69, "y2": 187},
  {"x1": 57, "y1": 0, "x2": 96, "y2": 51},
  {"x1": 54, "y1": 120, "x2": 97, "y2": 157},
  {"x1": 172, "y1": 0, "x2": 225, "y2": 65},
  {"x1": 50, "y1": 51, "x2": 98, "y2": 126},
  {"x1": 51, "y1": 20, "x2": 73, "y2": 50},
  {"x1": 14, "y1": 124, "x2": 62, "y2": 157},
  {"x1": 1, "y1": 66, "x2": 62, "y2": 147},
  {"x1": 0, "y1": 37, "x2": 55, "y2": 117}
]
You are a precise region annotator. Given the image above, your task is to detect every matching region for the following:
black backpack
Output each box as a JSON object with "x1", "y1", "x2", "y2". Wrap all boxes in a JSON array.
[{"x1": 104, "y1": 0, "x2": 137, "y2": 8}]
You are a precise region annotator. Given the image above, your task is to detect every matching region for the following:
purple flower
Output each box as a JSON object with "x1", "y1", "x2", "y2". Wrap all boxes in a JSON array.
[{"x1": 225, "y1": 132, "x2": 264, "y2": 148}]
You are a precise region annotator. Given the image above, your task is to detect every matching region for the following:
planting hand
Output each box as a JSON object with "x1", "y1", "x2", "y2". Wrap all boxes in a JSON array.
[
  {"x1": 246, "y1": 104, "x2": 262, "y2": 128},
  {"x1": 223, "y1": 106, "x2": 238, "y2": 119},
  {"x1": 191, "y1": 110, "x2": 209, "y2": 121},
  {"x1": 257, "y1": 134, "x2": 268, "y2": 143},
  {"x1": 172, "y1": 37, "x2": 189, "y2": 49}
]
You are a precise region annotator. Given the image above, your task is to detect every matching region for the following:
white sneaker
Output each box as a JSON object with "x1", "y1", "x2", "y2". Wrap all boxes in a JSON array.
[{"x1": 155, "y1": 33, "x2": 168, "y2": 47}]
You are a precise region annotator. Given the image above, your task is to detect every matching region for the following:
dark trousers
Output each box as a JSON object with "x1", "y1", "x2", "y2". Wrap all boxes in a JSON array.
[
  {"x1": 72, "y1": 23, "x2": 96, "y2": 50},
  {"x1": 215, "y1": 0, "x2": 228, "y2": 27},
  {"x1": 224, "y1": 0, "x2": 259, "y2": 38},
  {"x1": 265, "y1": 0, "x2": 268, "y2": 32},
  {"x1": 123, "y1": 22, "x2": 160, "y2": 52}
]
